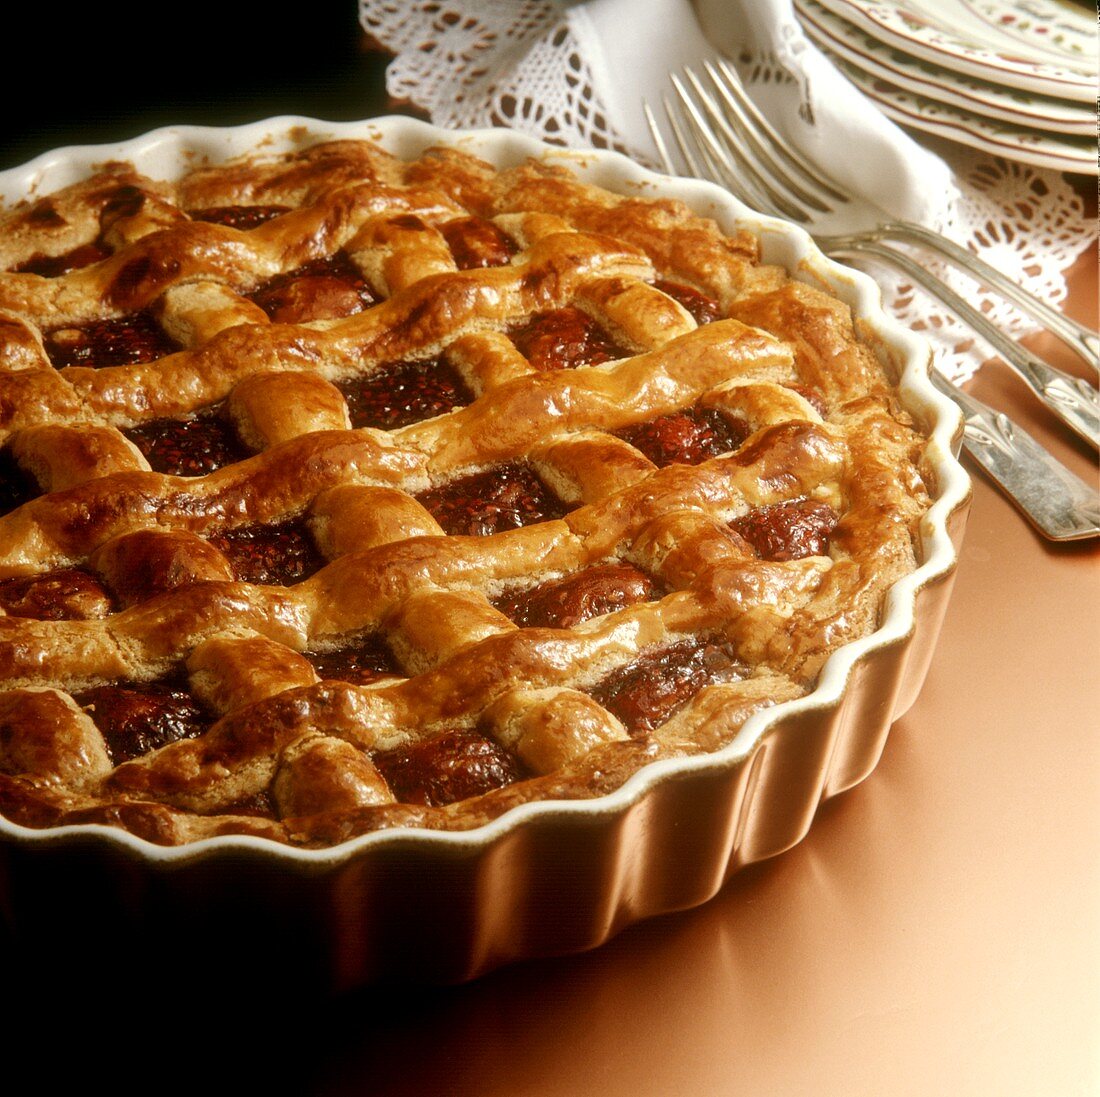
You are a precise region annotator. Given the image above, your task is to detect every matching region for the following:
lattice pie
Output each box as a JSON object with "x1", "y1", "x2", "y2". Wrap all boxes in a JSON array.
[{"x1": 0, "y1": 132, "x2": 934, "y2": 848}]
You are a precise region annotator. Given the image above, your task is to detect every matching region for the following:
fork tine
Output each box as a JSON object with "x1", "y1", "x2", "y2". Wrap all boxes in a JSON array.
[
  {"x1": 667, "y1": 79, "x2": 765, "y2": 204},
  {"x1": 657, "y1": 90, "x2": 768, "y2": 212},
  {"x1": 642, "y1": 100, "x2": 676, "y2": 175},
  {"x1": 658, "y1": 91, "x2": 780, "y2": 219},
  {"x1": 682, "y1": 65, "x2": 832, "y2": 217},
  {"x1": 658, "y1": 93, "x2": 708, "y2": 179},
  {"x1": 706, "y1": 59, "x2": 850, "y2": 208},
  {"x1": 667, "y1": 74, "x2": 812, "y2": 222}
]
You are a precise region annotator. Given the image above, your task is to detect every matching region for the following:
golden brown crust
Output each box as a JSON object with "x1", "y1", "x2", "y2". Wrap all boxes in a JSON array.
[{"x1": 0, "y1": 136, "x2": 932, "y2": 848}]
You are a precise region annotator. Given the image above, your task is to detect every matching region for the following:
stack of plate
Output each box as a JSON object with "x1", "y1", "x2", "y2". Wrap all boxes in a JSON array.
[{"x1": 794, "y1": 0, "x2": 1098, "y2": 174}]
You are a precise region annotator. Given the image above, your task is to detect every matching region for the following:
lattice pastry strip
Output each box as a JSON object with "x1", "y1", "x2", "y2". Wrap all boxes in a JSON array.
[
  {"x1": 0, "y1": 319, "x2": 787, "y2": 576},
  {"x1": 0, "y1": 167, "x2": 178, "y2": 272},
  {"x1": 0, "y1": 218, "x2": 666, "y2": 505},
  {"x1": 0, "y1": 136, "x2": 934, "y2": 848},
  {"x1": 0, "y1": 415, "x2": 847, "y2": 672}
]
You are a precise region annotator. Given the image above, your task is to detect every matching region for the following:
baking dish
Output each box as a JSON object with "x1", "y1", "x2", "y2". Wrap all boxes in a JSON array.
[{"x1": 0, "y1": 115, "x2": 970, "y2": 991}]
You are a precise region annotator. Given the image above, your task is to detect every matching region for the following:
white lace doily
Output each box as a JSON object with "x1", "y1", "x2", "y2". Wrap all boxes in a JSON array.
[{"x1": 359, "y1": 0, "x2": 1095, "y2": 383}]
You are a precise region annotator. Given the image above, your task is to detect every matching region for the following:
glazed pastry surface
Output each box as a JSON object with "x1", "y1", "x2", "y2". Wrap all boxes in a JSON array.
[{"x1": 0, "y1": 138, "x2": 931, "y2": 846}]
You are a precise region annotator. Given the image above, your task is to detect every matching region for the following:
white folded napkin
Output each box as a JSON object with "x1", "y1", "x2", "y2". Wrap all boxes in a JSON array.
[{"x1": 566, "y1": 0, "x2": 956, "y2": 231}]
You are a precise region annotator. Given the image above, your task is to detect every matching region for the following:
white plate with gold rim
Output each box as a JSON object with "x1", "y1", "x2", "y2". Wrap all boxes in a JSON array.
[
  {"x1": 796, "y1": 0, "x2": 1097, "y2": 135},
  {"x1": 809, "y1": 0, "x2": 1097, "y2": 102},
  {"x1": 821, "y1": 47, "x2": 1098, "y2": 173}
]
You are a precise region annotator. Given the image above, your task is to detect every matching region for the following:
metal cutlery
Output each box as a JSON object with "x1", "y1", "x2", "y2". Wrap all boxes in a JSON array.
[{"x1": 643, "y1": 58, "x2": 1100, "y2": 540}]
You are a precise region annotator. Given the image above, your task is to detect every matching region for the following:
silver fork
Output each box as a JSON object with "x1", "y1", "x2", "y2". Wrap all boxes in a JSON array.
[
  {"x1": 645, "y1": 60, "x2": 1100, "y2": 449},
  {"x1": 650, "y1": 60, "x2": 1099, "y2": 372},
  {"x1": 643, "y1": 59, "x2": 1100, "y2": 541}
]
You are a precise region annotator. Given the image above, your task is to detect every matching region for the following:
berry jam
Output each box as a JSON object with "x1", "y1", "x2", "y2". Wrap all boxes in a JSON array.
[
  {"x1": 372, "y1": 727, "x2": 524, "y2": 807},
  {"x1": 15, "y1": 241, "x2": 112, "y2": 277},
  {"x1": 249, "y1": 252, "x2": 377, "y2": 323},
  {"x1": 731, "y1": 498, "x2": 839, "y2": 561},
  {"x1": 785, "y1": 383, "x2": 829, "y2": 417},
  {"x1": 189, "y1": 205, "x2": 291, "y2": 229},
  {"x1": 439, "y1": 216, "x2": 517, "y2": 269},
  {"x1": 0, "y1": 447, "x2": 39, "y2": 516},
  {"x1": 416, "y1": 463, "x2": 568, "y2": 537},
  {"x1": 124, "y1": 410, "x2": 250, "y2": 476},
  {"x1": 339, "y1": 358, "x2": 474, "y2": 430},
  {"x1": 44, "y1": 311, "x2": 179, "y2": 369},
  {"x1": 219, "y1": 789, "x2": 278, "y2": 819},
  {"x1": 494, "y1": 563, "x2": 657, "y2": 629},
  {"x1": 74, "y1": 677, "x2": 211, "y2": 764},
  {"x1": 0, "y1": 568, "x2": 113, "y2": 621},
  {"x1": 208, "y1": 518, "x2": 325, "y2": 586},
  {"x1": 590, "y1": 637, "x2": 746, "y2": 735},
  {"x1": 305, "y1": 635, "x2": 403, "y2": 685},
  {"x1": 652, "y1": 279, "x2": 722, "y2": 325},
  {"x1": 509, "y1": 305, "x2": 629, "y2": 370},
  {"x1": 618, "y1": 407, "x2": 748, "y2": 467}
]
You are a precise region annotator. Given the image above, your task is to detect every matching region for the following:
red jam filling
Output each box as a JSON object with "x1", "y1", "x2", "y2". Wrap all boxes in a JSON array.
[
  {"x1": 590, "y1": 637, "x2": 747, "y2": 736},
  {"x1": 0, "y1": 568, "x2": 113, "y2": 621},
  {"x1": 618, "y1": 407, "x2": 748, "y2": 467},
  {"x1": 439, "y1": 216, "x2": 517, "y2": 269},
  {"x1": 416, "y1": 463, "x2": 568, "y2": 537},
  {"x1": 0, "y1": 447, "x2": 39, "y2": 516},
  {"x1": 652, "y1": 279, "x2": 722, "y2": 325},
  {"x1": 75, "y1": 677, "x2": 211, "y2": 764},
  {"x1": 208, "y1": 518, "x2": 324, "y2": 586},
  {"x1": 124, "y1": 410, "x2": 250, "y2": 476},
  {"x1": 339, "y1": 358, "x2": 473, "y2": 430},
  {"x1": 99, "y1": 184, "x2": 149, "y2": 224},
  {"x1": 785, "y1": 383, "x2": 829, "y2": 417},
  {"x1": 189, "y1": 205, "x2": 291, "y2": 229},
  {"x1": 218, "y1": 790, "x2": 278, "y2": 818},
  {"x1": 305, "y1": 635, "x2": 403, "y2": 685},
  {"x1": 731, "y1": 498, "x2": 839, "y2": 561},
  {"x1": 44, "y1": 310, "x2": 179, "y2": 369},
  {"x1": 248, "y1": 252, "x2": 377, "y2": 323},
  {"x1": 509, "y1": 305, "x2": 629, "y2": 370},
  {"x1": 494, "y1": 563, "x2": 658, "y2": 629},
  {"x1": 372, "y1": 727, "x2": 524, "y2": 807},
  {"x1": 14, "y1": 241, "x2": 112, "y2": 277}
]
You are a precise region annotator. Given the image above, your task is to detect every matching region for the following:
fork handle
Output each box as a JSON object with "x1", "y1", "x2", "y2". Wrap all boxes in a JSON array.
[
  {"x1": 828, "y1": 239, "x2": 1100, "y2": 451},
  {"x1": 861, "y1": 221, "x2": 1098, "y2": 373},
  {"x1": 929, "y1": 372, "x2": 1100, "y2": 541}
]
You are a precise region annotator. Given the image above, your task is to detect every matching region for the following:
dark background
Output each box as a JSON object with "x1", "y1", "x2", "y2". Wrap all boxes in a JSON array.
[{"x1": 1, "y1": 3, "x2": 400, "y2": 173}]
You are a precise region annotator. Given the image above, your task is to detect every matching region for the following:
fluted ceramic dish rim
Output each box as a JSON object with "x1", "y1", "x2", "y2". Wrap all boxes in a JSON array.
[{"x1": 0, "y1": 114, "x2": 971, "y2": 868}]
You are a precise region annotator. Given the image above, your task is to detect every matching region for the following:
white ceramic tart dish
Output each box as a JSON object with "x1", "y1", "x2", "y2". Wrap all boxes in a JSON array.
[{"x1": 0, "y1": 116, "x2": 969, "y2": 990}]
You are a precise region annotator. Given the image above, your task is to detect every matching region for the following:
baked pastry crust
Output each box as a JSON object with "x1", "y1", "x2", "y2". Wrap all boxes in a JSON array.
[{"x1": 0, "y1": 135, "x2": 932, "y2": 848}]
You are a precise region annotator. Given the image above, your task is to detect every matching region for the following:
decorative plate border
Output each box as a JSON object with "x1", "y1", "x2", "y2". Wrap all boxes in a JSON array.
[
  {"x1": 796, "y1": 0, "x2": 1096, "y2": 135},
  {"x1": 811, "y1": 0, "x2": 1097, "y2": 101},
  {"x1": 957, "y1": 0, "x2": 1096, "y2": 66},
  {"x1": 821, "y1": 46, "x2": 1097, "y2": 173}
]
